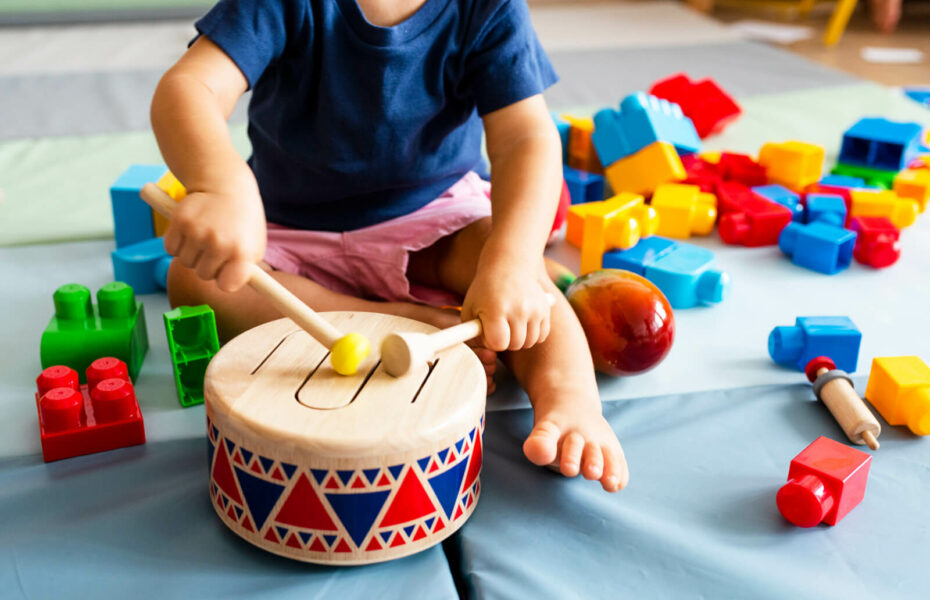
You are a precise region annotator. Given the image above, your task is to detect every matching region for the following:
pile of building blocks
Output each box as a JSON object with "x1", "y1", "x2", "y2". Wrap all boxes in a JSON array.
[
  {"x1": 35, "y1": 357, "x2": 146, "y2": 462},
  {"x1": 164, "y1": 305, "x2": 221, "y2": 407},
  {"x1": 110, "y1": 165, "x2": 186, "y2": 293},
  {"x1": 40, "y1": 282, "x2": 148, "y2": 382}
]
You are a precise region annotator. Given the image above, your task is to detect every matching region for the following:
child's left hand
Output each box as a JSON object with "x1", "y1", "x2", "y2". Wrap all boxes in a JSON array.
[{"x1": 461, "y1": 259, "x2": 552, "y2": 352}]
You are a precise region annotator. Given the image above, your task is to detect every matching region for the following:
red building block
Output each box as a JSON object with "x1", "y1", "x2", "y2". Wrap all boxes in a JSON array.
[
  {"x1": 849, "y1": 216, "x2": 901, "y2": 268},
  {"x1": 716, "y1": 182, "x2": 793, "y2": 246},
  {"x1": 681, "y1": 154, "x2": 721, "y2": 193},
  {"x1": 35, "y1": 357, "x2": 145, "y2": 462},
  {"x1": 718, "y1": 153, "x2": 767, "y2": 187},
  {"x1": 777, "y1": 436, "x2": 871, "y2": 527},
  {"x1": 649, "y1": 73, "x2": 741, "y2": 138}
]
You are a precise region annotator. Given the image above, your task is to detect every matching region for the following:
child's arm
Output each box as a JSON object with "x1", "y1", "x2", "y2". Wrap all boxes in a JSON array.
[
  {"x1": 462, "y1": 94, "x2": 563, "y2": 352},
  {"x1": 150, "y1": 36, "x2": 266, "y2": 292}
]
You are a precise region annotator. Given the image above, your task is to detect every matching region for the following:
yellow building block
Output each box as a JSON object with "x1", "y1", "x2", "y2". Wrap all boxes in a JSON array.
[
  {"x1": 698, "y1": 151, "x2": 721, "y2": 165},
  {"x1": 603, "y1": 141, "x2": 685, "y2": 197},
  {"x1": 757, "y1": 141, "x2": 824, "y2": 191},
  {"x1": 893, "y1": 169, "x2": 929, "y2": 213},
  {"x1": 865, "y1": 356, "x2": 930, "y2": 436},
  {"x1": 849, "y1": 189, "x2": 919, "y2": 229},
  {"x1": 650, "y1": 183, "x2": 716, "y2": 239},
  {"x1": 566, "y1": 194, "x2": 657, "y2": 274},
  {"x1": 152, "y1": 171, "x2": 187, "y2": 237}
]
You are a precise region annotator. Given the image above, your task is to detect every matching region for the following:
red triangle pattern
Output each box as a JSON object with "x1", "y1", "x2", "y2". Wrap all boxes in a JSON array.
[
  {"x1": 433, "y1": 519, "x2": 445, "y2": 533},
  {"x1": 250, "y1": 461, "x2": 262, "y2": 474},
  {"x1": 308, "y1": 537, "x2": 326, "y2": 552},
  {"x1": 412, "y1": 525, "x2": 427, "y2": 541},
  {"x1": 226, "y1": 505, "x2": 237, "y2": 521},
  {"x1": 453, "y1": 505, "x2": 463, "y2": 520},
  {"x1": 241, "y1": 516, "x2": 255, "y2": 532},
  {"x1": 285, "y1": 533, "x2": 302, "y2": 549},
  {"x1": 376, "y1": 473, "x2": 391, "y2": 487},
  {"x1": 274, "y1": 473, "x2": 338, "y2": 531},
  {"x1": 428, "y1": 461, "x2": 439, "y2": 473},
  {"x1": 233, "y1": 450, "x2": 244, "y2": 466},
  {"x1": 366, "y1": 537, "x2": 383, "y2": 551},
  {"x1": 466, "y1": 493, "x2": 474, "y2": 509},
  {"x1": 324, "y1": 476, "x2": 340, "y2": 490},
  {"x1": 334, "y1": 539, "x2": 351, "y2": 553},
  {"x1": 350, "y1": 476, "x2": 366, "y2": 489},
  {"x1": 461, "y1": 430, "x2": 483, "y2": 493},
  {"x1": 211, "y1": 439, "x2": 243, "y2": 504},
  {"x1": 379, "y1": 470, "x2": 436, "y2": 527},
  {"x1": 264, "y1": 528, "x2": 278, "y2": 543},
  {"x1": 446, "y1": 451, "x2": 456, "y2": 464},
  {"x1": 390, "y1": 534, "x2": 406, "y2": 547},
  {"x1": 271, "y1": 466, "x2": 285, "y2": 481}
]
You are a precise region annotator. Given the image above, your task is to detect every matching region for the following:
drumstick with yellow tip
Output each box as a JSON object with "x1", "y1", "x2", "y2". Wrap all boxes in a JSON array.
[{"x1": 139, "y1": 182, "x2": 370, "y2": 375}]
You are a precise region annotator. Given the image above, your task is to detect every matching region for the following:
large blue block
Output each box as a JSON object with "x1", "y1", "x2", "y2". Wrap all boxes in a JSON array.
[
  {"x1": 110, "y1": 165, "x2": 167, "y2": 248},
  {"x1": 778, "y1": 222, "x2": 856, "y2": 274},
  {"x1": 644, "y1": 242, "x2": 730, "y2": 309},
  {"x1": 563, "y1": 165, "x2": 605, "y2": 205},
  {"x1": 591, "y1": 92, "x2": 701, "y2": 166},
  {"x1": 804, "y1": 194, "x2": 847, "y2": 227},
  {"x1": 768, "y1": 316, "x2": 861, "y2": 373},
  {"x1": 111, "y1": 237, "x2": 172, "y2": 294},
  {"x1": 552, "y1": 113, "x2": 571, "y2": 164},
  {"x1": 838, "y1": 118, "x2": 924, "y2": 171},
  {"x1": 752, "y1": 185, "x2": 803, "y2": 222},
  {"x1": 602, "y1": 236, "x2": 678, "y2": 275}
]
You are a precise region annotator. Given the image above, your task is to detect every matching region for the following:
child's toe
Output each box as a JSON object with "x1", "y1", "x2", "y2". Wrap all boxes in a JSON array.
[
  {"x1": 581, "y1": 442, "x2": 604, "y2": 480},
  {"x1": 522, "y1": 420, "x2": 560, "y2": 466},
  {"x1": 601, "y1": 444, "x2": 629, "y2": 492},
  {"x1": 559, "y1": 431, "x2": 585, "y2": 477}
]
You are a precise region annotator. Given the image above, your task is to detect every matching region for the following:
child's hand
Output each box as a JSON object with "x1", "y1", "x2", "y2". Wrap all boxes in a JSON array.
[
  {"x1": 164, "y1": 174, "x2": 266, "y2": 293},
  {"x1": 461, "y1": 260, "x2": 552, "y2": 352}
]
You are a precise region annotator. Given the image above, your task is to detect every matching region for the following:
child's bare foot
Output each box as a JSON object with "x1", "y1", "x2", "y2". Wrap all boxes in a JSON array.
[
  {"x1": 869, "y1": 0, "x2": 901, "y2": 32},
  {"x1": 522, "y1": 391, "x2": 629, "y2": 492}
]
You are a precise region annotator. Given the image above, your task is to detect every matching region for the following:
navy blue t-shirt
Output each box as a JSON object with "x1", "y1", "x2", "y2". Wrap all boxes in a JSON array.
[{"x1": 195, "y1": 0, "x2": 558, "y2": 231}]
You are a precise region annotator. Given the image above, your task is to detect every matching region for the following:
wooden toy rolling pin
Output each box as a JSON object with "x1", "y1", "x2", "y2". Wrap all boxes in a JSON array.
[
  {"x1": 139, "y1": 183, "x2": 370, "y2": 375},
  {"x1": 381, "y1": 294, "x2": 556, "y2": 377},
  {"x1": 805, "y1": 356, "x2": 881, "y2": 450}
]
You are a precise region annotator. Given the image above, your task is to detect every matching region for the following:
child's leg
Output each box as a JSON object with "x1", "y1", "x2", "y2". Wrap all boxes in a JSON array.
[{"x1": 408, "y1": 219, "x2": 629, "y2": 492}]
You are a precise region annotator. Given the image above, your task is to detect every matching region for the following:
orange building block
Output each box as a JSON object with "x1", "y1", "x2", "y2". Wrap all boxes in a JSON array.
[
  {"x1": 562, "y1": 114, "x2": 602, "y2": 174},
  {"x1": 650, "y1": 183, "x2": 716, "y2": 239},
  {"x1": 758, "y1": 141, "x2": 824, "y2": 191},
  {"x1": 865, "y1": 356, "x2": 930, "y2": 436},
  {"x1": 152, "y1": 171, "x2": 187, "y2": 237},
  {"x1": 603, "y1": 141, "x2": 685, "y2": 197},
  {"x1": 849, "y1": 189, "x2": 919, "y2": 229},
  {"x1": 566, "y1": 194, "x2": 658, "y2": 274},
  {"x1": 893, "y1": 169, "x2": 929, "y2": 213}
]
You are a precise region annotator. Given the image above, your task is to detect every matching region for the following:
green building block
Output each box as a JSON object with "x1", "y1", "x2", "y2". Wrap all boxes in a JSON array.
[
  {"x1": 40, "y1": 282, "x2": 148, "y2": 383},
  {"x1": 831, "y1": 162, "x2": 897, "y2": 190},
  {"x1": 164, "y1": 305, "x2": 220, "y2": 407}
]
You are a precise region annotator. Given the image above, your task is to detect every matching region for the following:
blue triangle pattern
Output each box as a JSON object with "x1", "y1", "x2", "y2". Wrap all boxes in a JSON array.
[
  {"x1": 234, "y1": 467, "x2": 285, "y2": 531},
  {"x1": 380, "y1": 531, "x2": 393, "y2": 543},
  {"x1": 336, "y1": 470, "x2": 354, "y2": 485},
  {"x1": 299, "y1": 531, "x2": 313, "y2": 544},
  {"x1": 220, "y1": 494, "x2": 228, "y2": 509},
  {"x1": 323, "y1": 534, "x2": 337, "y2": 547},
  {"x1": 437, "y1": 449, "x2": 449, "y2": 463},
  {"x1": 362, "y1": 468, "x2": 380, "y2": 484},
  {"x1": 455, "y1": 438, "x2": 464, "y2": 453},
  {"x1": 259, "y1": 457, "x2": 275, "y2": 473},
  {"x1": 425, "y1": 517, "x2": 436, "y2": 530},
  {"x1": 428, "y1": 458, "x2": 470, "y2": 519},
  {"x1": 403, "y1": 524, "x2": 416, "y2": 538},
  {"x1": 211, "y1": 425, "x2": 219, "y2": 440},
  {"x1": 224, "y1": 439, "x2": 235, "y2": 454},
  {"x1": 311, "y1": 468, "x2": 329, "y2": 485},
  {"x1": 282, "y1": 462, "x2": 298, "y2": 479},
  {"x1": 206, "y1": 438, "x2": 215, "y2": 474},
  {"x1": 469, "y1": 427, "x2": 477, "y2": 442},
  {"x1": 417, "y1": 456, "x2": 431, "y2": 472},
  {"x1": 234, "y1": 506, "x2": 244, "y2": 519},
  {"x1": 325, "y1": 490, "x2": 391, "y2": 548},
  {"x1": 240, "y1": 448, "x2": 253, "y2": 464},
  {"x1": 276, "y1": 526, "x2": 288, "y2": 539},
  {"x1": 388, "y1": 464, "x2": 404, "y2": 479}
]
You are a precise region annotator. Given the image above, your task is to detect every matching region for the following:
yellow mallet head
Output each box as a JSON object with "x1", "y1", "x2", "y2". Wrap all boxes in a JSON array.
[{"x1": 329, "y1": 332, "x2": 371, "y2": 376}]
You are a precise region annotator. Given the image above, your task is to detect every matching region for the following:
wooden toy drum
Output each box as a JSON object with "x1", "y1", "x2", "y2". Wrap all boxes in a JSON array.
[{"x1": 204, "y1": 313, "x2": 486, "y2": 565}]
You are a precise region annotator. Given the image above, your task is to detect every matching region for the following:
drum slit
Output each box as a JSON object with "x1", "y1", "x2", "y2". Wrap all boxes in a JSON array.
[
  {"x1": 293, "y1": 352, "x2": 330, "y2": 405},
  {"x1": 250, "y1": 330, "x2": 300, "y2": 375},
  {"x1": 410, "y1": 359, "x2": 439, "y2": 404},
  {"x1": 348, "y1": 360, "x2": 381, "y2": 405}
]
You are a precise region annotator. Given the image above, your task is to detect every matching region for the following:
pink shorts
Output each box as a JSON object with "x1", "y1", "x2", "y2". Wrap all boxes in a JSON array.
[{"x1": 263, "y1": 171, "x2": 492, "y2": 307}]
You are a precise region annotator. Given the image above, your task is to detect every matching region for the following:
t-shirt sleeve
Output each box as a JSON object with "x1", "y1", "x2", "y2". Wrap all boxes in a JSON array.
[
  {"x1": 194, "y1": 0, "x2": 297, "y2": 89},
  {"x1": 464, "y1": 0, "x2": 559, "y2": 116}
]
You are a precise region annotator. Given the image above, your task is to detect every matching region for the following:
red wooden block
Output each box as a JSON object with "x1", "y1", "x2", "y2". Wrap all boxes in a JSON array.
[
  {"x1": 716, "y1": 182, "x2": 792, "y2": 246},
  {"x1": 777, "y1": 436, "x2": 871, "y2": 527},
  {"x1": 718, "y1": 152, "x2": 767, "y2": 187},
  {"x1": 849, "y1": 216, "x2": 901, "y2": 268},
  {"x1": 35, "y1": 358, "x2": 145, "y2": 462},
  {"x1": 649, "y1": 73, "x2": 741, "y2": 138},
  {"x1": 681, "y1": 154, "x2": 721, "y2": 193}
]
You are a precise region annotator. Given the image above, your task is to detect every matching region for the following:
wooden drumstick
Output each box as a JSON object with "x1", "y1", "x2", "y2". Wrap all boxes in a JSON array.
[
  {"x1": 381, "y1": 294, "x2": 556, "y2": 377},
  {"x1": 139, "y1": 183, "x2": 370, "y2": 375},
  {"x1": 805, "y1": 356, "x2": 881, "y2": 450}
]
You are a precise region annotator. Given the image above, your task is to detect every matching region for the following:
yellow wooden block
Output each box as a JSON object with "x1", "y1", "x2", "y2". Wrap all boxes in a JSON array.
[
  {"x1": 651, "y1": 183, "x2": 717, "y2": 239},
  {"x1": 849, "y1": 189, "x2": 919, "y2": 229},
  {"x1": 603, "y1": 141, "x2": 685, "y2": 196},
  {"x1": 152, "y1": 171, "x2": 187, "y2": 237},
  {"x1": 865, "y1": 356, "x2": 930, "y2": 436},
  {"x1": 572, "y1": 194, "x2": 657, "y2": 275},
  {"x1": 893, "y1": 169, "x2": 929, "y2": 213},
  {"x1": 757, "y1": 141, "x2": 824, "y2": 191}
]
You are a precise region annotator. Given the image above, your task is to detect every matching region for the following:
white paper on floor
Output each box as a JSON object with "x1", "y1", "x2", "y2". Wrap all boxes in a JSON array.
[
  {"x1": 860, "y1": 46, "x2": 925, "y2": 64},
  {"x1": 728, "y1": 20, "x2": 814, "y2": 45}
]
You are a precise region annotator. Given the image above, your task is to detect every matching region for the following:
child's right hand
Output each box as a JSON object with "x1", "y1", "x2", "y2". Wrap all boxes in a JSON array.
[{"x1": 163, "y1": 173, "x2": 266, "y2": 293}]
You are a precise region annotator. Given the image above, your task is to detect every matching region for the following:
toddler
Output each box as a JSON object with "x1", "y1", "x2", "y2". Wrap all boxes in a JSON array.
[{"x1": 152, "y1": 0, "x2": 628, "y2": 492}]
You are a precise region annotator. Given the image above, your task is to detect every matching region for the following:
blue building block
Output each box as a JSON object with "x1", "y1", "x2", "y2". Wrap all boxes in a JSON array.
[
  {"x1": 778, "y1": 222, "x2": 857, "y2": 274},
  {"x1": 819, "y1": 174, "x2": 867, "y2": 188},
  {"x1": 553, "y1": 113, "x2": 571, "y2": 164},
  {"x1": 111, "y1": 237, "x2": 172, "y2": 294},
  {"x1": 804, "y1": 194, "x2": 847, "y2": 227},
  {"x1": 904, "y1": 88, "x2": 930, "y2": 106},
  {"x1": 602, "y1": 236, "x2": 678, "y2": 275},
  {"x1": 645, "y1": 243, "x2": 730, "y2": 309},
  {"x1": 752, "y1": 185, "x2": 804, "y2": 222},
  {"x1": 591, "y1": 92, "x2": 701, "y2": 166},
  {"x1": 563, "y1": 165, "x2": 605, "y2": 205},
  {"x1": 111, "y1": 165, "x2": 168, "y2": 249},
  {"x1": 768, "y1": 316, "x2": 861, "y2": 373},
  {"x1": 838, "y1": 118, "x2": 924, "y2": 171}
]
